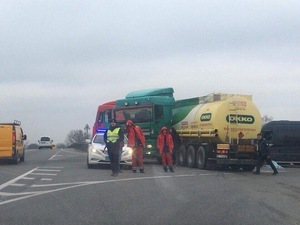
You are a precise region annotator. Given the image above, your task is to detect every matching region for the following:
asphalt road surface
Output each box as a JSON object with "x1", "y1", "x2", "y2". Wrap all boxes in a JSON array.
[{"x1": 0, "y1": 148, "x2": 299, "y2": 225}]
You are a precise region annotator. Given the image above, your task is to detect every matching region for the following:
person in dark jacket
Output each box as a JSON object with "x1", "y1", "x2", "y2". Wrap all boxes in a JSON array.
[
  {"x1": 254, "y1": 133, "x2": 278, "y2": 175},
  {"x1": 169, "y1": 127, "x2": 181, "y2": 166},
  {"x1": 104, "y1": 119, "x2": 124, "y2": 177}
]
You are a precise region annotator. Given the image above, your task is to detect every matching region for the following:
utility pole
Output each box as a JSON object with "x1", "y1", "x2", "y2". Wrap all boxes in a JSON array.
[{"x1": 84, "y1": 124, "x2": 90, "y2": 137}]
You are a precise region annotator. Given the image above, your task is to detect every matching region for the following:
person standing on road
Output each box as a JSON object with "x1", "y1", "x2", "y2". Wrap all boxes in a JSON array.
[
  {"x1": 157, "y1": 126, "x2": 174, "y2": 172},
  {"x1": 254, "y1": 133, "x2": 278, "y2": 175},
  {"x1": 126, "y1": 120, "x2": 146, "y2": 173},
  {"x1": 104, "y1": 119, "x2": 124, "y2": 177},
  {"x1": 169, "y1": 127, "x2": 181, "y2": 166}
]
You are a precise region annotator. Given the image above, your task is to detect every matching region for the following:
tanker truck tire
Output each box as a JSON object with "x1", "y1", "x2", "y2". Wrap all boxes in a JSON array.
[
  {"x1": 196, "y1": 146, "x2": 206, "y2": 169},
  {"x1": 187, "y1": 145, "x2": 196, "y2": 168},
  {"x1": 242, "y1": 165, "x2": 255, "y2": 172},
  {"x1": 178, "y1": 145, "x2": 187, "y2": 166}
]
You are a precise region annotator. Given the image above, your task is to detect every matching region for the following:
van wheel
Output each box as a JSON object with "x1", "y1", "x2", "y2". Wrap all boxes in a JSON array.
[
  {"x1": 178, "y1": 145, "x2": 187, "y2": 166},
  {"x1": 12, "y1": 155, "x2": 19, "y2": 165},
  {"x1": 20, "y1": 151, "x2": 25, "y2": 162},
  {"x1": 187, "y1": 146, "x2": 196, "y2": 168},
  {"x1": 196, "y1": 146, "x2": 206, "y2": 169}
]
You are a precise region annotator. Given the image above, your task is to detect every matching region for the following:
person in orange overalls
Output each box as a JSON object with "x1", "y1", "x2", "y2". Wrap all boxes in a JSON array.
[
  {"x1": 126, "y1": 120, "x2": 146, "y2": 173},
  {"x1": 157, "y1": 126, "x2": 174, "y2": 172}
]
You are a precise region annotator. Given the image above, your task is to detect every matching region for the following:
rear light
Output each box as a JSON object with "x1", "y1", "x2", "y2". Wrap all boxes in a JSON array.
[
  {"x1": 216, "y1": 149, "x2": 228, "y2": 154},
  {"x1": 12, "y1": 135, "x2": 16, "y2": 141}
]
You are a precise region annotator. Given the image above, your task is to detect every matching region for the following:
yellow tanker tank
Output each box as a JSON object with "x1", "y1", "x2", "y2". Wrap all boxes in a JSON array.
[{"x1": 172, "y1": 93, "x2": 262, "y2": 144}]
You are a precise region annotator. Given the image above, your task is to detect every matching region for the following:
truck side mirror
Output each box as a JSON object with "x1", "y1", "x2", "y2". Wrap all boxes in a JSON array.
[{"x1": 23, "y1": 135, "x2": 27, "y2": 140}]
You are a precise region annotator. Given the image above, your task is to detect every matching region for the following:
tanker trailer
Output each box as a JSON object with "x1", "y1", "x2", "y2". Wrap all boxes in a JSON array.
[{"x1": 172, "y1": 93, "x2": 262, "y2": 171}]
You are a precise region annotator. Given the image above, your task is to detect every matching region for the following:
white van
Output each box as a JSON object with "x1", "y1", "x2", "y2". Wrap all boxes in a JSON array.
[{"x1": 38, "y1": 136, "x2": 53, "y2": 149}]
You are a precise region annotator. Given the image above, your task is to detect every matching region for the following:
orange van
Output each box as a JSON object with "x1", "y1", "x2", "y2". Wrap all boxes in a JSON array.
[{"x1": 0, "y1": 120, "x2": 27, "y2": 164}]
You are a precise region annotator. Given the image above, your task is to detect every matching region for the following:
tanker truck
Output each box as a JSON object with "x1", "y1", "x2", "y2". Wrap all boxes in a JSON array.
[
  {"x1": 172, "y1": 93, "x2": 262, "y2": 171},
  {"x1": 114, "y1": 88, "x2": 262, "y2": 170}
]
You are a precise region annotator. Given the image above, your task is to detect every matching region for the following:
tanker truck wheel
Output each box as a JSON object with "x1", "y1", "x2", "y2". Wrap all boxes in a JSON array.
[
  {"x1": 196, "y1": 146, "x2": 206, "y2": 169},
  {"x1": 242, "y1": 165, "x2": 255, "y2": 172},
  {"x1": 187, "y1": 145, "x2": 196, "y2": 168},
  {"x1": 178, "y1": 145, "x2": 187, "y2": 166}
]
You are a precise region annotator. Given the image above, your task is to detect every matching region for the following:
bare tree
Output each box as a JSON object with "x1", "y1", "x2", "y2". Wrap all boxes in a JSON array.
[
  {"x1": 66, "y1": 130, "x2": 90, "y2": 145},
  {"x1": 262, "y1": 115, "x2": 273, "y2": 125}
]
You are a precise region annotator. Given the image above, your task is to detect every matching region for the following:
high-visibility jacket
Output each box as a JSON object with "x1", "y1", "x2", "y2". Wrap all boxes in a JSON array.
[{"x1": 107, "y1": 127, "x2": 120, "y2": 143}]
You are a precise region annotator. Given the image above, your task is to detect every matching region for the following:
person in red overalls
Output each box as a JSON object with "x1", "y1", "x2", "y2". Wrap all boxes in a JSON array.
[
  {"x1": 126, "y1": 120, "x2": 146, "y2": 173},
  {"x1": 157, "y1": 126, "x2": 174, "y2": 172}
]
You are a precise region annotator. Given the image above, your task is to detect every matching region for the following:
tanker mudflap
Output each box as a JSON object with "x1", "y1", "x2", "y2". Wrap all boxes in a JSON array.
[{"x1": 216, "y1": 159, "x2": 257, "y2": 165}]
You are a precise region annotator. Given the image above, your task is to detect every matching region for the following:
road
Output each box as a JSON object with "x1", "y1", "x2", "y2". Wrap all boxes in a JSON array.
[{"x1": 0, "y1": 148, "x2": 299, "y2": 225}]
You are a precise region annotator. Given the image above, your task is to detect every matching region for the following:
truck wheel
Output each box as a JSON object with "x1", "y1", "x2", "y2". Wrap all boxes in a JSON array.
[
  {"x1": 187, "y1": 146, "x2": 196, "y2": 168},
  {"x1": 178, "y1": 145, "x2": 187, "y2": 166},
  {"x1": 196, "y1": 146, "x2": 206, "y2": 169},
  {"x1": 242, "y1": 165, "x2": 255, "y2": 172},
  {"x1": 230, "y1": 165, "x2": 241, "y2": 171},
  {"x1": 157, "y1": 156, "x2": 162, "y2": 165}
]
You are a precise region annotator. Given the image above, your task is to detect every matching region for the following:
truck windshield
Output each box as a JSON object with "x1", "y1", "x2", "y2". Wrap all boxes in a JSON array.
[{"x1": 115, "y1": 106, "x2": 153, "y2": 124}]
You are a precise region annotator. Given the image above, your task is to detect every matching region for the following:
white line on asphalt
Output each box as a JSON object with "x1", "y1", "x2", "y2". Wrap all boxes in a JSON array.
[
  {"x1": 0, "y1": 173, "x2": 212, "y2": 206},
  {"x1": 30, "y1": 174, "x2": 197, "y2": 188},
  {"x1": 9, "y1": 183, "x2": 25, "y2": 187},
  {"x1": 21, "y1": 177, "x2": 35, "y2": 180},
  {"x1": 41, "y1": 178, "x2": 53, "y2": 181},
  {"x1": 36, "y1": 169, "x2": 61, "y2": 172},
  {"x1": 175, "y1": 174, "x2": 210, "y2": 177},
  {"x1": 30, "y1": 173, "x2": 57, "y2": 176},
  {"x1": 40, "y1": 166, "x2": 64, "y2": 169},
  {"x1": 0, "y1": 167, "x2": 38, "y2": 191},
  {"x1": 48, "y1": 149, "x2": 62, "y2": 160}
]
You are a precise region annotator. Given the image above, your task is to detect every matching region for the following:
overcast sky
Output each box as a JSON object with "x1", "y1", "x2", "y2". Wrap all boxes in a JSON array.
[{"x1": 1, "y1": 0, "x2": 299, "y2": 144}]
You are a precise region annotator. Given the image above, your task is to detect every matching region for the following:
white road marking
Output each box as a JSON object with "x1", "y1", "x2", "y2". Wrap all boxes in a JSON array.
[
  {"x1": 0, "y1": 174, "x2": 198, "y2": 206},
  {"x1": 21, "y1": 177, "x2": 35, "y2": 180},
  {"x1": 9, "y1": 183, "x2": 25, "y2": 187},
  {"x1": 0, "y1": 167, "x2": 38, "y2": 191},
  {"x1": 30, "y1": 173, "x2": 57, "y2": 176},
  {"x1": 48, "y1": 149, "x2": 62, "y2": 160},
  {"x1": 40, "y1": 166, "x2": 64, "y2": 169},
  {"x1": 36, "y1": 169, "x2": 61, "y2": 172},
  {"x1": 41, "y1": 178, "x2": 53, "y2": 181}
]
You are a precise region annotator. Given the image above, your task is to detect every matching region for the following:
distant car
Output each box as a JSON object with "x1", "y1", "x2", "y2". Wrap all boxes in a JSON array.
[
  {"x1": 87, "y1": 132, "x2": 133, "y2": 168},
  {"x1": 38, "y1": 136, "x2": 53, "y2": 149}
]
